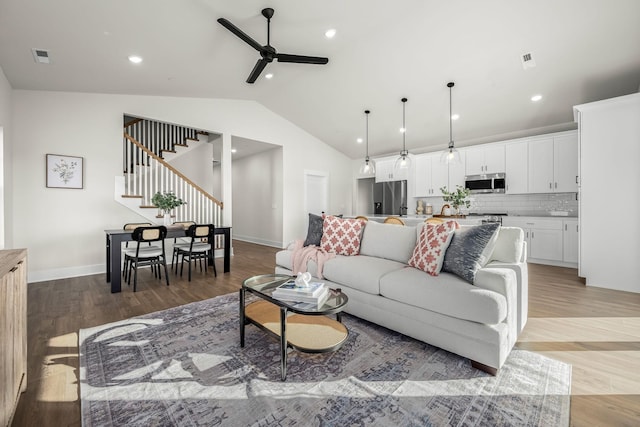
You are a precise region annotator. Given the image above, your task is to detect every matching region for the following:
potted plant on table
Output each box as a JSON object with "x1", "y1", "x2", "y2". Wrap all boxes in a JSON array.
[
  {"x1": 152, "y1": 191, "x2": 185, "y2": 225},
  {"x1": 440, "y1": 185, "x2": 471, "y2": 216}
]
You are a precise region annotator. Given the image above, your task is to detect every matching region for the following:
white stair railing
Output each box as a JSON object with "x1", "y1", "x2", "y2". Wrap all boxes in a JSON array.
[{"x1": 122, "y1": 132, "x2": 223, "y2": 228}]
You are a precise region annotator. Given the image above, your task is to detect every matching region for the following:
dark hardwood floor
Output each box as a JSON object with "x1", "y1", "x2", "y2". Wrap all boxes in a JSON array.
[{"x1": 10, "y1": 241, "x2": 640, "y2": 426}]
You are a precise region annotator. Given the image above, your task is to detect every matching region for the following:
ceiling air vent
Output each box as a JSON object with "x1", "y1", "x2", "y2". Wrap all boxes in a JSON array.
[
  {"x1": 521, "y1": 52, "x2": 536, "y2": 70},
  {"x1": 32, "y1": 48, "x2": 51, "y2": 64}
]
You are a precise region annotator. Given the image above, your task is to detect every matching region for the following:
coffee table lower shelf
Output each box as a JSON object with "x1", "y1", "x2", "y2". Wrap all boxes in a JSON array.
[{"x1": 245, "y1": 300, "x2": 348, "y2": 353}]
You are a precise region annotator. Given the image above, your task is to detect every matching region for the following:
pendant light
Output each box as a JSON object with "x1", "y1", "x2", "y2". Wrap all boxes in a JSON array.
[
  {"x1": 359, "y1": 110, "x2": 375, "y2": 175},
  {"x1": 394, "y1": 97, "x2": 411, "y2": 171},
  {"x1": 441, "y1": 82, "x2": 461, "y2": 164}
]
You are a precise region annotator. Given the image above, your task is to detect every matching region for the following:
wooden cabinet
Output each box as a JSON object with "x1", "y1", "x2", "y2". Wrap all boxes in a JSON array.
[
  {"x1": 375, "y1": 157, "x2": 409, "y2": 183},
  {"x1": 502, "y1": 218, "x2": 563, "y2": 263},
  {"x1": 505, "y1": 140, "x2": 528, "y2": 194},
  {"x1": 563, "y1": 218, "x2": 579, "y2": 263},
  {"x1": 413, "y1": 153, "x2": 448, "y2": 197},
  {"x1": 528, "y1": 132, "x2": 578, "y2": 193},
  {"x1": 466, "y1": 143, "x2": 505, "y2": 175},
  {"x1": 1, "y1": 249, "x2": 28, "y2": 427}
]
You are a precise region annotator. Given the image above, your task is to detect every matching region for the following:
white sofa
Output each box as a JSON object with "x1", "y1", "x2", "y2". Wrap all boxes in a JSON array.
[{"x1": 275, "y1": 220, "x2": 528, "y2": 373}]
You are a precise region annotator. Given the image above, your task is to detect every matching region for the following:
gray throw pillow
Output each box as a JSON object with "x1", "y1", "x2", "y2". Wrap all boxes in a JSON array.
[
  {"x1": 442, "y1": 222, "x2": 500, "y2": 284},
  {"x1": 303, "y1": 213, "x2": 324, "y2": 246}
]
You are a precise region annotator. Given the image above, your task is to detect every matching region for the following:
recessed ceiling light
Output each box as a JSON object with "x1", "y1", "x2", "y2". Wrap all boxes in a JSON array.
[
  {"x1": 231, "y1": 148, "x2": 237, "y2": 153},
  {"x1": 531, "y1": 94, "x2": 542, "y2": 102},
  {"x1": 128, "y1": 55, "x2": 143, "y2": 64},
  {"x1": 356, "y1": 138, "x2": 363, "y2": 144},
  {"x1": 399, "y1": 127, "x2": 406, "y2": 133},
  {"x1": 265, "y1": 73, "x2": 273, "y2": 79},
  {"x1": 451, "y1": 114, "x2": 460, "y2": 120},
  {"x1": 325, "y1": 28, "x2": 336, "y2": 39}
]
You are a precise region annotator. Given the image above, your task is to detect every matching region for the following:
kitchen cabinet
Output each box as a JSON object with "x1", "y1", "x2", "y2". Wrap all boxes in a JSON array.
[
  {"x1": 563, "y1": 218, "x2": 579, "y2": 263},
  {"x1": 465, "y1": 143, "x2": 505, "y2": 175},
  {"x1": 413, "y1": 153, "x2": 448, "y2": 197},
  {"x1": 505, "y1": 140, "x2": 528, "y2": 194},
  {"x1": 502, "y1": 217, "x2": 563, "y2": 263},
  {"x1": 528, "y1": 132, "x2": 578, "y2": 193},
  {"x1": 1, "y1": 249, "x2": 28, "y2": 427},
  {"x1": 375, "y1": 157, "x2": 409, "y2": 183}
]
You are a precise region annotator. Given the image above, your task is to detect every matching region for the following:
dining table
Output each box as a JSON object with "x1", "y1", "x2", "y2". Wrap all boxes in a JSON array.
[{"x1": 104, "y1": 225, "x2": 231, "y2": 293}]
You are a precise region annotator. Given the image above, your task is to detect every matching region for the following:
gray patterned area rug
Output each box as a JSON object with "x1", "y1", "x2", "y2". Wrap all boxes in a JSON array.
[{"x1": 79, "y1": 293, "x2": 571, "y2": 426}]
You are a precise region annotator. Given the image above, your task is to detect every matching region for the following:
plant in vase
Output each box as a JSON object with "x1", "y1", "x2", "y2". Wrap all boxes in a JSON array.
[
  {"x1": 151, "y1": 191, "x2": 185, "y2": 225},
  {"x1": 440, "y1": 185, "x2": 471, "y2": 215}
]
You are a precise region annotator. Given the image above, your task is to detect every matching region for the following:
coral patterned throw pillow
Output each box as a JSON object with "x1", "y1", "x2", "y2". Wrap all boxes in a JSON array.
[
  {"x1": 320, "y1": 216, "x2": 366, "y2": 256},
  {"x1": 408, "y1": 221, "x2": 459, "y2": 275}
]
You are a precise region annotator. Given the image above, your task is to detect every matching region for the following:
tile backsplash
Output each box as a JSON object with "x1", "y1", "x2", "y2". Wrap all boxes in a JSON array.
[{"x1": 412, "y1": 192, "x2": 578, "y2": 216}]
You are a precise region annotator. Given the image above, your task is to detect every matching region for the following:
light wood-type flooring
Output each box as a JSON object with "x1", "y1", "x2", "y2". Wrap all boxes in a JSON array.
[{"x1": 10, "y1": 240, "x2": 640, "y2": 426}]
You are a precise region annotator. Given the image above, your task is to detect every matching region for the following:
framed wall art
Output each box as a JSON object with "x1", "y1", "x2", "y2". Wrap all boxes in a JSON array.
[{"x1": 46, "y1": 154, "x2": 84, "y2": 189}]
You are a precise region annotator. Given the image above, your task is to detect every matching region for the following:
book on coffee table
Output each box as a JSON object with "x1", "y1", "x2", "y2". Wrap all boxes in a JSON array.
[
  {"x1": 272, "y1": 286, "x2": 329, "y2": 308},
  {"x1": 272, "y1": 280, "x2": 325, "y2": 298}
]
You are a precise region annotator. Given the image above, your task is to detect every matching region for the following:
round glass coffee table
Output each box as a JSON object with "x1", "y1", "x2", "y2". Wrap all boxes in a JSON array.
[{"x1": 240, "y1": 274, "x2": 349, "y2": 381}]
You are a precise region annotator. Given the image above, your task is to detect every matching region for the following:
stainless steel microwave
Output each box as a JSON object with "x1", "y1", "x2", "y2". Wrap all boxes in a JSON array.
[{"x1": 465, "y1": 173, "x2": 506, "y2": 194}]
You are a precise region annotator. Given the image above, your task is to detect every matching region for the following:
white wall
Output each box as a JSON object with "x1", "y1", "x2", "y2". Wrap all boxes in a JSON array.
[
  {"x1": 169, "y1": 139, "x2": 214, "y2": 192},
  {"x1": 575, "y1": 93, "x2": 640, "y2": 293},
  {"x1": 232, "y1": 147, "x2": 283, "y2": 247},
  {"x1": 10, "y1": 90, "x2": 352, "y2": 281},
  {"x1": 0, "y1": 66, "x2": 11, "y2": 248}
]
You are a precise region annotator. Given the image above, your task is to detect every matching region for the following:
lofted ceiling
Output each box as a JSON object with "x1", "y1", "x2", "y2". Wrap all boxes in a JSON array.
[{"x1": 1, "y1": 0, "x2": 639, "y2": 159}]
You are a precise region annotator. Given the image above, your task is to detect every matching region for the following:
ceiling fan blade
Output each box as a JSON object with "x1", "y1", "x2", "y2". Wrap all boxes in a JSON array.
[
  {"x1": 276, "y1": 53, "x2": 329, "y2": 65},
  {"x1": 217, "y1": 18, "x2": 263, "y2": 52},
  {"x1": 246, "y1": 59, "x2": 269, "y2": 84}
]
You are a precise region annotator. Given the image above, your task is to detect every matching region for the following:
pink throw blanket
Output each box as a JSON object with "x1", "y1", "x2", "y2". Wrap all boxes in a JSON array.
[{"x1": 290, "y1": 240, "x2": 335, "y2": 279}]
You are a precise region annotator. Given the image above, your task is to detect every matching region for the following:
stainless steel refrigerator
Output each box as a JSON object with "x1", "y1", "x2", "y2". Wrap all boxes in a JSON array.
[{"x1": 373, "y1": 180, "x2": 407, "y2": 216}]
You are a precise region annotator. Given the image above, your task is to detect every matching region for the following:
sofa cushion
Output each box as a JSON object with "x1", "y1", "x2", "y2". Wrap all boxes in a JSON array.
[
  {"x1": 489, "y1": 227, "x2": 524, "y2": 263},
  {"x1": 303, "y1": 213, "x2": 324, "y2": 247},
  {"x1": 379, "y1": 267, "x2": 507, "y2": 324},
  {"x1": 322, "y1": 255, "x2": 406, "y2": 295},
  {"x1": 442, "y1": 223, "x2": 500, "y2": 284},
  {"x1": 408, "y1": 220, "x2": 457, "y2": 275},
  {"x1": 320, "y1": 215, "x2": 366, "y2": 256},
  {"x1": 359, "y1": 220, "x2": 417, "y2": 263}
]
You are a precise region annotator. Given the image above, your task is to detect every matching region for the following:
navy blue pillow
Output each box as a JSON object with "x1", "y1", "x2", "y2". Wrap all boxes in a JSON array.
[{"x1": 303, "y1": 213, "x2": 324, "y2": 247}]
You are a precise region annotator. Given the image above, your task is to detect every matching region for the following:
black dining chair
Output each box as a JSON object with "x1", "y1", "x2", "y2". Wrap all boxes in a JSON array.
[
  {"x1": 171, "y1": 220, "x2": 196, "y2": 272},
  {"x1": 122, "y1": 222, "x2": 153, "y2": 278},
  {"x1": 176, "y1": 224, "x2": 216, "y2": 281},
  {"x1": 123, "y1": 225, "x2": 170, "y2": 291}
]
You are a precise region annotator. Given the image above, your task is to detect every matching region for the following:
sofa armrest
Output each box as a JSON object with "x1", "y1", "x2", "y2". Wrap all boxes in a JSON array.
[
  {"x1": 475, "y1": 267, "x2": 518, "y2": 337},
  {"x1": 482, "y1": 260, "x2": 528, "y2": 335}
]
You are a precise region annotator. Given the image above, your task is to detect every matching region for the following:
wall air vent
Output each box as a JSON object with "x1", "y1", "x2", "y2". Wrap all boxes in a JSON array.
[
  {"x1": 521, "y1": 52, "x2": 536, "y2": 70},
  {"x1": 32, "y1": 48, "x2": 51, "y2": 64}
]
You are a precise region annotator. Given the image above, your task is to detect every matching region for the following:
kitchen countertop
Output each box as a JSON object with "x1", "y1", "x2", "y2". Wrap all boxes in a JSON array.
[{"x1": 352, "y1": 212, "x2": 578, "y2": 220}]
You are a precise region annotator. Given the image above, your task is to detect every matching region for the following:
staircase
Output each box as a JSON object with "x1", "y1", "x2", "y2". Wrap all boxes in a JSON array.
[{"x1": 116, "y1": 118, "x2": 223, "y2": 228}]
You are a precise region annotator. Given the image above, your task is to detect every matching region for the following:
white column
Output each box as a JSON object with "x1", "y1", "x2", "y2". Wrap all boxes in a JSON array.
[{"x1": 221, "y1": 133, "x2": 232, "y2": 228}]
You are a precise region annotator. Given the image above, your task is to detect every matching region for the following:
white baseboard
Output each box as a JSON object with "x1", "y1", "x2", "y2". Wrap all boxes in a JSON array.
[
  {"x1": 232, "y1": 234, "x2": 283, "y2": 248},
  {"x1": 28, "y1": 249, "x2": 233, "y2": 283}
]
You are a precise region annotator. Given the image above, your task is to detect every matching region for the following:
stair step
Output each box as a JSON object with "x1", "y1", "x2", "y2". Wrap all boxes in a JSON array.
[
  {"x1": 184, "y1": 138, "x2": 198, "y2": 142},
  {"x1": 140, "y1": 205, "x2": 158, "y2": 209},
  {"x1": 122, "y1": 195, "x2": 143, "y2": 199}
]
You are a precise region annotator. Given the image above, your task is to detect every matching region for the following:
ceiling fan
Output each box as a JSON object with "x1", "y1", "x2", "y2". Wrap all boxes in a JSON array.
[{"x1": 217, "y1": 8, "x2": 329, "y2": 84}]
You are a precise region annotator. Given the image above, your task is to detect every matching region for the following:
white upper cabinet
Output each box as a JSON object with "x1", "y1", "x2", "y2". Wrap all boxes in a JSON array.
[
  {"x1": 528, "y1": 137, "x2": 555, "y2": 193},
  {"x1": 554, "y1": 133, "x2": 579, "y2": 193},
  {"x1": 465, "y1": 144, "x2": 505, "y2": 175},
  {"x1": 413, "y1": 153, "x2": 448, "y2": 197},
  {"x1": 505, "y1": 140, "x2": 528, "y2": 194},
  {"x1": 528, "y1": 132, "x2": 578, "y2": 193},
  {"x1": 375, "y1": 157, "x2": 409, "y2": 182}
]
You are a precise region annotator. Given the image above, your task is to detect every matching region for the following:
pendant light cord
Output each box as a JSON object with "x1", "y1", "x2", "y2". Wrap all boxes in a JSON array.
[
  {"x1": 365, "y1": 110, "x2": 370, "y2": 158},
  {"x1": 402, "y1": 98, "x2": 407, "y2": 151},
  {"x1": 448, "y1": 82, "x2": 454, "y2": 149}
]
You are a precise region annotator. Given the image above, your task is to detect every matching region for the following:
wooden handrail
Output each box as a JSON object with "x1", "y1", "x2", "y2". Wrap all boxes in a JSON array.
[
  {"x1": 123, "y1": 132, "x2": 223, "y2": 208},
  {"x1": 123, "y1": 118, "x2": 144, "y2": 128}
]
